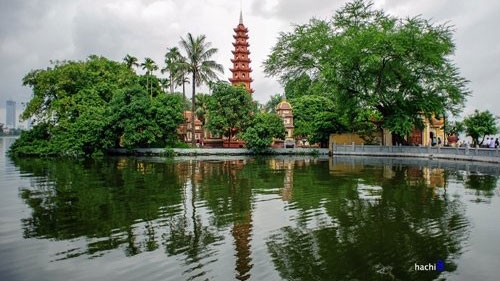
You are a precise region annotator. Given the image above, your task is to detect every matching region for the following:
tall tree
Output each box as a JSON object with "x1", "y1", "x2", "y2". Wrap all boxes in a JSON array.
[
  {"x1": 463, "y1": 110, "x2": 497, "y2": 146},
  {"x1": 195, "y1": 93, "x2": 211, "y2": 126},
  {"x1": 205, "y1": 83, "x2": 255, "y2": 145},
  {"x1": 241, "y1": 112, "x2": 285, "y2": 152},
  {"x1": 176, "y1": 75, "x2": 190, "y2": 102},
  {"x1": 141, "y1": 57, "x2": 158, "y2": 98},
  {"x1": 12, "y1": 56, "x2": 139, "y2": 157},
  {"x1": 108, "y1": 86, "x2": 184, "y2": 148},
  {"x1": 123, "y1": 54, "x2": 139, "y2": 70},
  {"x1": 264, "y1": 0, "x2": 469, "y2": 138},
  {"x1": 159, "y1": 78, "x2": 170, "y2": 93},
  {"x1": 179, "y1": 33, "x2": 224, "y2": 146},
  {"x1": 161, "y1": 47, "x2": 184, "y2": 94}
]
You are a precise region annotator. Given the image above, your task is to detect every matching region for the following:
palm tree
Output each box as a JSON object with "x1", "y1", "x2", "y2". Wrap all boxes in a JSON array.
[
  {"x1": 264, "y1": 93, "x2": 283, "y2": 113},
  {"x1": 141, "y1": 57, "x2": 158, "y2": 97},
  {"x1": 179, "y1": 33, "x2": 224, "y2": 146},
  {"x1": 159, "y1": 78, "x2": 170, "y2": 93},
  {"x1": 123, "y1": 54, "x2": 139, "y2": 70},
  {"x1": 176, "y1": 75, "x2": 190, "y2": 102},
  {"x1": 161, "y1": 47, "x2": 184, "y2": 94},
  {"x1": 195, "y1": 93, "x2": 211, "y2": 126}
]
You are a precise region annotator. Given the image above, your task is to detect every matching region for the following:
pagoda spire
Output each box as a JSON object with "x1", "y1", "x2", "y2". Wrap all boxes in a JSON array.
[{"x1": 229, "y1": 11, "x2": 253, "y2": 94}]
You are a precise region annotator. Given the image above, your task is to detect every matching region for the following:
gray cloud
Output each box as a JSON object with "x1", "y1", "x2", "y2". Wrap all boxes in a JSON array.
[
  {"x1": 251, "y1": 0, "x2": 344, "y2": 24},
  {"x1": 1, "y1": 0, "x2": 499, "y2": 125}
]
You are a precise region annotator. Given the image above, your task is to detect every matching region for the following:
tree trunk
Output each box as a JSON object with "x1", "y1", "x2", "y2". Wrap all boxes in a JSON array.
[
  {"x1": 170, "y1": 73, "x2": 174, "y2": 94},
  {"x1": 182, "y1": 76, "x2": 186, "y2": 102},
  {"x1": 146, "y1": 74, "x2": 150, "y2": 98},
  {"x1": 191, "y1": 72, "x2": 196, "y2": 147}
]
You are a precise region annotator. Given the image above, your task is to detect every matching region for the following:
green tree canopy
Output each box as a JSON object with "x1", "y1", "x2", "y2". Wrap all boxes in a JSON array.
[
  {"x1": 463, "y1": 110, "x2": 497, "y2": 146},
  {"x1": 205, "y1": 83, "x2": 255, "y2": 144},
  {"x1": 290, "y1": 95, "x2": 350, "y2": 146},
  {"x1": 11, "y1": 56, "x2": 184, "y2": 157},
  {"x1": 241, "y1": 112, "x2": 286, "y2": 152},
  {"x1": 108, "y1": 86, "x2": 184, "y2": 148},
  {"x1": 21, "y1": 55, "x2": 137, "y2": 124},
  {"x1": 264, "y1": 0, "x2": 469, "y2": 138}
]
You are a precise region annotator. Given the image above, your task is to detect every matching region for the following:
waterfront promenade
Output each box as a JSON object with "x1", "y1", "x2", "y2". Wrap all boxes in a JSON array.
[{"x1": 331, "y1": 143, "x2": 500, "y2": 164}]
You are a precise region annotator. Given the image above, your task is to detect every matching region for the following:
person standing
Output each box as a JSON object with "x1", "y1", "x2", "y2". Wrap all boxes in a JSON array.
[{"x1": 490, "y1": 137, "x2": 497, "y2": 148}]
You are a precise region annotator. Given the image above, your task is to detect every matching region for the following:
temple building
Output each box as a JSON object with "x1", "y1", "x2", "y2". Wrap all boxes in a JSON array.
[
  {"x1": 276, "y1": 100, "x2": 294, "y2": 139},
  {"x1": 177, "y1": 111, "x2": 203, "y2": 144},
  {"x1": 229, "y1": 11, "x2": 253, "y2": 94}
]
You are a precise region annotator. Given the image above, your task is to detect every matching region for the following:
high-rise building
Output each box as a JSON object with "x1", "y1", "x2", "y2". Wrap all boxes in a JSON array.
[
  {"x1": 229, "y1": 11, "x2": 254, "y2": 94},
  {"x1": 6, "y1": 100, "x2": 16, "y2": 129}
]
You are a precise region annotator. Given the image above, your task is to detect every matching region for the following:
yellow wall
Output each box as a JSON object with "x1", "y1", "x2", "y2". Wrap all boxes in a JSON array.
[{"x1": 329, "y1": 133, "x2": 367, "y2": 146}]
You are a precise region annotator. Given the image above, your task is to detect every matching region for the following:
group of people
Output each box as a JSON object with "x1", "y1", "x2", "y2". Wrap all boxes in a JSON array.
[{"x1": 482, "y1": 137, "x2": 499, "y2": 148}]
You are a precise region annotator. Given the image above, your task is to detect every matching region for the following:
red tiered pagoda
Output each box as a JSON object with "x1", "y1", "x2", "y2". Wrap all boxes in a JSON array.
[{"x1": 229, "y1": 11, "x2": 253, "y2": 94}]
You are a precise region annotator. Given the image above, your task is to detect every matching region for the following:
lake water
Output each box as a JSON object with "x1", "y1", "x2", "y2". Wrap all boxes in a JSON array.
[{"x1": 1, "y1": 136, "x2": 500, "y2": 281}]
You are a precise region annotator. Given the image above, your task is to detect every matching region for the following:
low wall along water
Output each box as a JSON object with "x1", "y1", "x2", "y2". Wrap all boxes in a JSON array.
[
  {"x1": 110, "y1": 147, "x2": 330, "y2": 156},
  {"x1": 331, "y1": 143, "x2": 500, "y2": 164}
]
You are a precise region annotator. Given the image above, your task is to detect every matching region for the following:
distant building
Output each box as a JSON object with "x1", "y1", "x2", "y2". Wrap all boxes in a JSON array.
[
  {"x1": 177, "y1": 111, "x2": 203, "y2": 144},
  {"x1": 276, "y1": 100, "x2": 294, "y2": 139},
  {"x1": 229, "y1": 11, "x2": 254, "y2": 94},
  {"x1": 6, "y1": 100, "x2": 16, "y2": 129}
]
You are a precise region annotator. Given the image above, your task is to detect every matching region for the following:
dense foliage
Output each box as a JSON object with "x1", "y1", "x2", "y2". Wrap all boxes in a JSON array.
[
  {"x1": 264, "y1": 0, "x2": 469, "y2": 139},
  {"x1": 10, "y1": 56, "x2": 184, "y2": 157},
  {"x1": 241, "y1": 112, "x2": 285, "y2": 152},
  {"x1": 463, "y1": 110, "x2": 497, "y2": 146},
  {"x1": 205, "y1": 82, "x2": 256, "y2": 143},
  {"x1": 291, "y1": 96, "x2": 342, "y2": 145}
]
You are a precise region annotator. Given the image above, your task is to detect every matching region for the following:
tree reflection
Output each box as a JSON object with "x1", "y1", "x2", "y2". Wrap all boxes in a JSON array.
[
  {"x1": 12, "y1": 156, "x2": 488, "y2": 281},
  {"x1": 448, "y1": 169, "x2": 499, "y2": 202},
  {"x1": 15, "y1": 157, "x2": 188, "y2": 260},
  {"x1": 464, "y1": 173, "x2": 498, "y2": 201},
  {"x1": 267, "y1": 162, "x2": 470, "y2": 281}
]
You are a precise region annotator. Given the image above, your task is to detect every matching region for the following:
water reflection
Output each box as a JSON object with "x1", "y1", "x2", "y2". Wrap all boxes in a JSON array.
[
  {"x1": 268, "y1": 158, "x2": 471, "y2": 281},
  {"x1": 10, "y1": 156, "x2": 500, "y2": 280}
]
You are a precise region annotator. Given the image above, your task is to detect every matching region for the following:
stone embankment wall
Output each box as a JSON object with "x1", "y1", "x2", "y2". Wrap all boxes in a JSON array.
[
  {"x1": 331, "y1": 144, "x2": 500, "y2": 164},
  {"x1": 110, "y1": 148, "x2": 329, "y2": 156}
]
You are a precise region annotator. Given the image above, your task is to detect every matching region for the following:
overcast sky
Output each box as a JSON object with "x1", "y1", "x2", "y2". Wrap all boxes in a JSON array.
[{"x1": 1, "y1": 0, "x2": 499, "y2": 125}]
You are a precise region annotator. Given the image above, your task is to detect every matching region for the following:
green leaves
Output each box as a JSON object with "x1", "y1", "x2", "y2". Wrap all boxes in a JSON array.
[
  {"x1": 205, "y1": 83, "x2": 255, "y2": 139},
  {"x1": 11, "y1": 56, "x2": 184, "y2": 157},
  {"x1": 264, "y1": 0, "x2": 469, "y2": 140},
  {"x1": 241, "y1": 112, "x2": 286, "y2": 152},
  {"x1": 463, "y1": 110, "x2": 498, "y2": 146},
  {"x1": 289, "y1": 95, "x2": 345, "y2": 146},
  {"x1": 108, "y1": 87, "x2": 184, "y2": 149}
]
